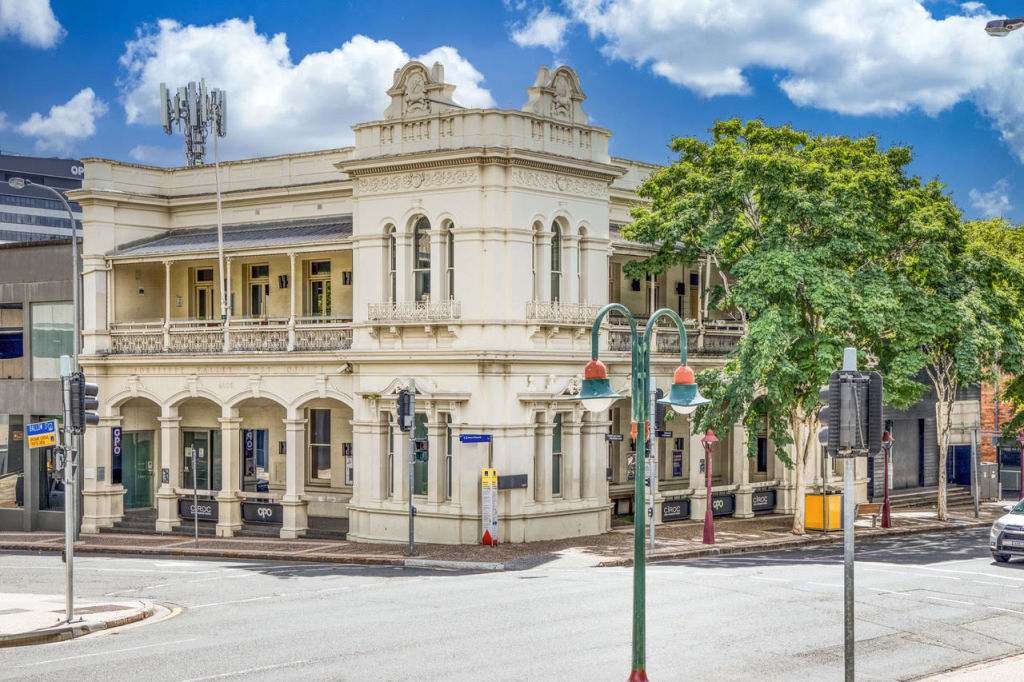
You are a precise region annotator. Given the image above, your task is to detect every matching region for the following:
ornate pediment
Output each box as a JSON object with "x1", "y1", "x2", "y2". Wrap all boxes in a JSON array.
[
  {"x1": 383, "y1": 61, "x2": 461, "y2": 120},
  {"x1": 521, "y1": 65, "x2": 588, "y2": 124}
]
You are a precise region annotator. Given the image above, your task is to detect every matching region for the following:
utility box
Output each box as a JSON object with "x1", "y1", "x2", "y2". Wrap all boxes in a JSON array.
[
  {"x1": 979, "y1": 462, "x2": 999, "y2": 500},
  {"x1": 805, "y1": 493, "x2": 843, "y2": 531}
]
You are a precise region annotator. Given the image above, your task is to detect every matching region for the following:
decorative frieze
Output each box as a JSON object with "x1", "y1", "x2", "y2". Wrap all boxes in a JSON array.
[
  {"x1": 510, "y1": 168, "x2": 606, "y2": 197},
  {"x1": 356, "y1": 168, "x2": 480, "y2": 194}
]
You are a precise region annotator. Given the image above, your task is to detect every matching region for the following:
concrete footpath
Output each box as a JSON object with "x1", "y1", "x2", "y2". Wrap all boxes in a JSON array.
[
  {"x1": 921, "y1": 651, "x2": 1024, "y2": 680},
  {"x1": 0, "y1": 593, "x2": 154, "y2": 647},
  {"x1": 0, "y1": 501, "x2": 1005, "y2": 571}
]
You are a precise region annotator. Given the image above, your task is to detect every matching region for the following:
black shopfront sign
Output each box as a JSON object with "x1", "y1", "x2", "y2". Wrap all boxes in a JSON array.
[
  {"x1": 711, "y1": 494, "x2": 735, "y2": 517},
  {"x1": 661, "y1": 498, "x2": 690, "y2": 522},
  {"x1": 752, "y1": 489, "x2": 777, "y2": 513},
  {"x1": 178, "y1": 497, "x2": 218, "y2": 521},
  {"x1": 242, "y1": 501, "x2": 283, "y2": 525}
]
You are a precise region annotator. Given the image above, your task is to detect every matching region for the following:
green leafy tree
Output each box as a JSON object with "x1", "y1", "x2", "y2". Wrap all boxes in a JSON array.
[{"x1": 624, "y1": 118, "x2": 958, "y2": 533}]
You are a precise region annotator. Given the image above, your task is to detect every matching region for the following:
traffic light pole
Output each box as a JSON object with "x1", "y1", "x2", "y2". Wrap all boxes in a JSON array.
[
  {"x1": 841, "y1": 347, "x2": 857, "y2": 682},
  {"x1": 408, "y1": 379, "x2": 416, "y2": 557},
  {"x1": 60, "y1": 355, "x2": 76, "y2": 624}
]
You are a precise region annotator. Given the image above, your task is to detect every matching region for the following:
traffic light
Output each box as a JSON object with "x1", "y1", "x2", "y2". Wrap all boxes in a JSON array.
[
  {"x1": 413, "y1": 438, "x2": 428, "y2": 462},
  {"x1": 69, "y1": 372, "x2": 99, "y2": 434},
  {"x1": 818, "y1": 371, "x2": 842, "y2": 454},
  {"x1": 397, "y1": 389, "x2": 413, "y2": 433}
]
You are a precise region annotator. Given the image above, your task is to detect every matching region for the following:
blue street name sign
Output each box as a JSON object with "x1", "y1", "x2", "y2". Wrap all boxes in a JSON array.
[
  {"x1": 27, "y1": 420, "x2": 57, "y2": 448},
  {"x1": 459, "y1": 434, "x2": 491, "y2": 444},
  {"x1": 655, "y1": 430, "x2": 673, "y2": 438}
]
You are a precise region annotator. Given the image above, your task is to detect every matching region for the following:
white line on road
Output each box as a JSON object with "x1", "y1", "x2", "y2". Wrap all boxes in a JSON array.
[
  {"x1": 924, "y1": 596, "x2": 975, "y2": 606},
  {"x1": 190, "y1": 595, "x2": 274, "y2": 610},
  {"x1": 19, "y1": 638, "x2": 199, "y2": 666},
  {"x1": 988, "y1": 606, "x2": 1024, "y2": 615},
  {"x1": 181, "y1": 659, "x2": 312, "y2": 681}
]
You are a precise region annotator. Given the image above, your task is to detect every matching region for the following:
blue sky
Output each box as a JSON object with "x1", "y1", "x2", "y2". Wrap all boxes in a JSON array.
[{"x1": 2, "y1": 0, "x2": 1023, "y2": 222}]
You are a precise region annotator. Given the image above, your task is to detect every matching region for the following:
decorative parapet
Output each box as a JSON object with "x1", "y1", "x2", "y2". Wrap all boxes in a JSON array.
[
  {"x1": 525, "y1": 300, "x2": 603, "y2": 325},
  {"x1": 367, "y1": 299, "x2": 461, "y2": 322},
  {"x1": 108, "y1": 318, "x2": 352, "y2": 354}
]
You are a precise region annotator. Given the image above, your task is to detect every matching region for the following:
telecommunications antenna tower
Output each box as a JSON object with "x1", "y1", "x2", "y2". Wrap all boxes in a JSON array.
[{"x1": 160, "y1": 80, "x2": 230, "y2": 330}]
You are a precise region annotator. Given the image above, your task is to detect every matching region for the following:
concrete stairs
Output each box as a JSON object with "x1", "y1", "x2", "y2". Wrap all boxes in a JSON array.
[
  {"x1": 97, "y1": 509, "x2": 347, "y2": 541},
  {"x1": 882, "y1": 485, "x2": 974, "y2": 509}
]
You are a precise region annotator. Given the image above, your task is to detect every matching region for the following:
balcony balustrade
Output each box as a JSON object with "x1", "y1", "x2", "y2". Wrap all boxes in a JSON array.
[
  {"x1": 367, "y1": 299, "x2": 461, "y2": 322},
  {"x1": 108, "y1": 316, "x2": 352, "y2": 355},
  {"x1": 524, "y1": 300, "x2": 603, "y2": 325},
  {"x1": 605, "y1": 318, "x2": 744, "y2": 356}
]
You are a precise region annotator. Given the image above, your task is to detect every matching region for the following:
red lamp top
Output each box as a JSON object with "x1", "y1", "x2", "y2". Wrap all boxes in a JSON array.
[
  {"x1": 701, "y1": 429, "x2": 718, "y2": 445},
  {"x1": 673, "y1": 364, "x2": 696, "y2": 385},
  {"x1": 882, "y1": 430, "x2": 893, "y2": 443},
  {"x1": 584, "y1": 359, "x2": 608, "y2": 380}
]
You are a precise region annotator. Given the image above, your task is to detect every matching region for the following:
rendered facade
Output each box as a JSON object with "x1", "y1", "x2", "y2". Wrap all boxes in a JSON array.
[{"x1": 71, "y1": 63, "x2": 872, "y2": 544}]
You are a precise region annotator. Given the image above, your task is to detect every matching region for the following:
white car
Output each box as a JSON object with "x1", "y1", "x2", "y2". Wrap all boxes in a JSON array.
[{"x1": 990, "y1": 501, "x2": 1024, "y2": 562}]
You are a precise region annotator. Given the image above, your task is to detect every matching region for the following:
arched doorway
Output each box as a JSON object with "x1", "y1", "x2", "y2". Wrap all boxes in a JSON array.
[{"x1": 117, "y1": 397, "x2": 161, "y2": 509}]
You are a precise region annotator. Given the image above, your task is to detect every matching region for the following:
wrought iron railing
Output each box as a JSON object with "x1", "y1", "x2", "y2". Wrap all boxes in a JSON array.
[
  {"x1": 108, "y1": 318, "x2": 352, "y2": 354},
  {"x1": 367, "y1": 299, "x2": 461, "y2": 322},
  {"x1": 525, "y1": 300, "x2": 603, "y2": 324}
]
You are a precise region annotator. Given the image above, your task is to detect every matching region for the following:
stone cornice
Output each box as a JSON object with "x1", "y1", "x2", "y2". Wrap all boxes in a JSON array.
[{"x1": 68, "y1": 179, "x2": 353, "y2": 208}]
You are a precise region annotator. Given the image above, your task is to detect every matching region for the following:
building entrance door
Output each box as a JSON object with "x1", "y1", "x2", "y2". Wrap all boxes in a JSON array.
[
  {"x1": 182, "y1": 429, "x2": 222, "y2": 491},
  {"x1": 122, "y1": 431, "x2": 155, "y2": 509},
  {"x1": 947, "y1": 445, "x2": 972, "y2": 486}
]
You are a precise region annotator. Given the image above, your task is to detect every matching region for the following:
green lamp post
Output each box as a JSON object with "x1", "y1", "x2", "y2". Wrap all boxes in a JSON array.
[{"x1": 573, "y1": 303, "x2": 710, "y2": 681}]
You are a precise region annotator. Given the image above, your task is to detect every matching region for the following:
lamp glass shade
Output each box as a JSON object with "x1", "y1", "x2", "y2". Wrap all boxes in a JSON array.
[
  {"x1": 572, "y1": 377, "x2": 623, "y2": 413},
  {"x1": 657, "y1": 381, "x2": 710, "y2": 415}
]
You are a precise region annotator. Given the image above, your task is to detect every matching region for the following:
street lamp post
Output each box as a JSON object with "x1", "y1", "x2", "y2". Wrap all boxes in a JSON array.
[
  {"x1": 701, "y1": 430, "x2": 718, "y2": 544},
  {"x1": 881, "y1": 430, "x2": 893, "y2": 528},
  {"x1": 986, "y1": 16, "x2": 1024, "y2": 36},
  {"x1": 573, "y1": 303, "x2": 710, "y2": 681},
  {"x1": 1017, "y1": 433, "x2": 1024, "y2": 502},
  {"x1": 7, "y1": 176, "x2": 80, "y2": 623}
]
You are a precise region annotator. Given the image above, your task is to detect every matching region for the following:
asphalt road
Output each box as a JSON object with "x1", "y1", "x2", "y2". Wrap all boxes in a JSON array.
[{"x1": 1, "y1": 528, "x2": 1023, "y2": 681}]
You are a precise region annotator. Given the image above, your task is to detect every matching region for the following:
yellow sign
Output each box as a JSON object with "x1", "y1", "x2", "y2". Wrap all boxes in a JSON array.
[
  {"x1": 481, "y1": 468, "x2": 497, "y2": 487},
  {"x1": 26, "y1": 420, "x2": 58, "y2": 449}
]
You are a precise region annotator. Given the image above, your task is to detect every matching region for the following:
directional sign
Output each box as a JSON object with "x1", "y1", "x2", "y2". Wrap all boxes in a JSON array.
[
  {"x1": 460, "y1": 434, "x2": 491, "y2": 444},
  {"x1": 605, "y1": 433, "x2": 624, "y2": 442},
  {"x1": 26, "y1": 420, "x2": 57, "y2": 449},
  {"x1": 656, "y1": 430, "x2": 673, "y2": 438},
  {"x1": 481, "y1": 468, "x2": 498, "y2": 546}
]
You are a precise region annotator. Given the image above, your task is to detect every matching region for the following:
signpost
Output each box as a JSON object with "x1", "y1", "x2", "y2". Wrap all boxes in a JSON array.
[
  {"x1": 459, "y1": 434, "x2": 491, "y2": 444},
  {"x1": 26, "y1": 420, "x2": 57, "y2": 449},
  {"x1": 481, "y1": 467, "x2": 498, "y2": 546}
]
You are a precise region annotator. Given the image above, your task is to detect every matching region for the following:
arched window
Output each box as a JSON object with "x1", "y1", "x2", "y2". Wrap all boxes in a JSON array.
[
  {"x1": 532, "y1": 223, "x2": 541, "y2": 301},
  {"x1": 445, "y1": 223, "x2": 455, "y2": 300},
  {"x1": 387, "y1": 226, "x2": 397, "y2": 304},
  {"x1": 577, "y1": 226, "x2": 587, "y2": 303},
  {"x1": 413, "y1": 217, "x2": 431, "y2": 302},
  {"x1": 552, "y1": 413, "x2": 563, "y2": 496},
  {"x1": 550, "y1": 221, "x2": 562, "y2": 303}
]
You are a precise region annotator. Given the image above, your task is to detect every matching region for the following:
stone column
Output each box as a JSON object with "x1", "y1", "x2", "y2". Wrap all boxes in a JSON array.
[
  {"x1": 563, "y1": 232, "x2": 579, "y2": 305},
  {"x1": 562, "y1": 416, "x2": 582, "y2": 501},
  {"x1": 429, "y1": 229, "x2": 444, "y2": 303},
  {"x1": 163, "y1": 260, "x2": 171, "y2": 351},
  {"x1": 215, "y1": 409, "x2": 243, "y2": 537},
  {"x1": 281, "y1": 412, "x2": 308, "y2": 538},
  {"x1": 287, "y1": 252, "x2": 297, "y2": 351},
  {"x1": 534, "y1": 417, "x2": 553, "y2": 504},
  {"x1": 537, "y1": 231, "x2": 552, "y2": 303},
  {"x1": 392, "y1": 409, "x2": 408, "y2": 504},
  {"x1": 394, "y1": 232, "x2": 413, "y2": 303},
  {"x1": 689, "y1": 427, "x2": 706, "y2": 521},
  {"x1": 156, "y1": 407, "x2": 181, "y2": 532},
  {"x1": 426, "y1": 417, "x2": 444, "y2": 506},
  {"x1": 732, "y1": 424, "x2": 755, "y2": 518},
  {"x1": 82, "y1": 413, "x2": 121, "y2": 532},
  {"x1": 222, "y1": 256, "x2": 233, "y2": 352},
  {"x1": 580, "y1": 412, "x2": 609, "y2": 503}
]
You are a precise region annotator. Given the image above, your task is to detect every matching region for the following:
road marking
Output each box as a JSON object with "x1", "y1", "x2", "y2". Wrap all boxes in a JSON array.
[
  {"x1": 809, "y1": 582, "x2": 842, "y2": 588},
  {"x1": 924, "y1": 596, "x2": 975, "y2": 606},
  {"x1": 750, "y1": 576, "x2": 790, "y2": 582},
  {"x1": 868, "y1": 587, "x2": 900, "y2": 594},
  {"x1": 181, "y1": 659, "x2": 312, "y2": 681},
  {"x1": 190, "y1": 595, "x2": 274, "y2": 610},
  {"x1": 19, "y1": 638, "x2": 198, "y2": 666},
  {"x1": 83, "y1": 605, "x2": 183, "y2": 639},
  {"x1": 988, "y1": 606, "x2": 1024, "y2": 615}
]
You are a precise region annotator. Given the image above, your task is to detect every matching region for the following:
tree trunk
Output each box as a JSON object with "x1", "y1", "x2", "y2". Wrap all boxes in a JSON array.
[
  {"x1": 927, "y1": 359, "x2": 956, "y2": 522},
  {"x1": 790, "y1": 408, "x2": 815, "y2": 535}
]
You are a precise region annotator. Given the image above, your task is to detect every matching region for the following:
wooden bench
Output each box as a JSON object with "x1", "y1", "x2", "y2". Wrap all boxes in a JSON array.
[{"x1": 857, "y1": 503, "x2": 882, "y2": 528}]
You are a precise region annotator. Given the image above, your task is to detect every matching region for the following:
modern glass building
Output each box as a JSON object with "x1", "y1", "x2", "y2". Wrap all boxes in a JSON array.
[{"x1": 0, "y1": 153, "x2": 83, "y2": 244}]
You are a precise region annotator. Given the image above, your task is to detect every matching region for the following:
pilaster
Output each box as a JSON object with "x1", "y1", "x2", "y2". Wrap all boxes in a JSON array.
[
  {"x1": 156, "y1": 410, "x2": 181, "y2": 532},
  {"x1": 215, "y1": 413, "x2": 242, "y2": 537},
  {"x1": 281, "y1": 415, "x2": 308, "y2": 538}
]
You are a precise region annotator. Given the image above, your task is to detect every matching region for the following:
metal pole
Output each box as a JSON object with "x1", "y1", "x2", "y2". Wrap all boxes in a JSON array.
[
  {"x1": 971, "y1": 427, "x2": 979, "y2": 518},
  {"x1": 881, "y1": 439, "x2": 892, "y2": 528},
  {"x1": 630, "y1": 334, "x2": 648, "y2": 681},
  {"x1": 648, "y1": 387, "x2": 656, "y2": 558},
  {"x1": 192, "y1": 445, "x2": 199, "y2": 549},
  {"x1": 703, "y1": 439, "x2": 714, "y2": 544},
  {"x1": 843, "y1": 456, "x2": 855, "y2": 682},
  {"x1": 60, "y1": 356, "x2": 74, "y2": 623},
  {"x1": 842, "y1": 347, "x2": 856, "y2": 682},
  {"x1": 408, "y1": 378, "x2": 416, "y2": 557}
]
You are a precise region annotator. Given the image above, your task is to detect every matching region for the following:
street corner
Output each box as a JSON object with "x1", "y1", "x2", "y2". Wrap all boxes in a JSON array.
[{"x1": 0, "y1": 593, "x2": 155, "y2": 647}]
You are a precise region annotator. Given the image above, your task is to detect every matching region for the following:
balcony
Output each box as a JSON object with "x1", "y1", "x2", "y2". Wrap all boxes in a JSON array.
[
  {"x1": 606, "y1": 318, "x2": 744, "y2": 356},
  {"x1": 108, "y1": 317, "x2": 352, "y2": 355},
  {"x1": 525, "y1": 301, "x2": 603, "y2": 325},
  {"x1": 367, "y1": 300, "x2": 461, "y2": 322}
]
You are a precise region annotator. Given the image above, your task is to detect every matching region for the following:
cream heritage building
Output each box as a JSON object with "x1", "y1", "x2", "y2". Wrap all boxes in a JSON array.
[{"x1": 71, "y1": 63, "x2": 867, "y2": 544}]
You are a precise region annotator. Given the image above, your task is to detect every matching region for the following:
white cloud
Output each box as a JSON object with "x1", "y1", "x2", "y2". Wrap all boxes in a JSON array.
[
  {"x1": 118, "y1": 18, "x2": 495, "y2": 161},
  {"x1": 0, "y1": 111, "x2": 8, "y2": 131},
  {"x1": 969, "y1": 179, "x2": 1013, "y2": 217},
  {"x1": 0, "y1": 0, "x2": 65, "y2": 48},
  {"x1": 129, "y1": 144, "x2": 186, "y2": 166},
  {"x1": 16, "y1": 88, "x2": 108, "y2": 153},
  {"x1": 560, "y1": 0, "x2": 1024, "y2": 161},
  {"x1": 511, "y1": 8, "x2": 571, "y2": 51}
]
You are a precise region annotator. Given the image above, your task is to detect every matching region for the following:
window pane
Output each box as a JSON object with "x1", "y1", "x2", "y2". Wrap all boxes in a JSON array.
[
  {"x1": 415, "y1": 271, "x2": 431, "y2": 301},
  {"x1": 250, "y1": 264, "x2": 269, "y2": 279},
  {"x1": 552, "y1": 414, "x2": 563, "y2": 453},
  {"x1": 311, "y1": 409, "x2": 331, "y2": 444},
  {"x1": 250, "y1": 284, "x2": 264, "y2": 316},
  {"x1": 0, "y1": 414, "x2": 25, "y2": 508},
  {"x1": 31, "y1": 302, "x2": 73, "y2": 379},
  {"x1": 552, "y1": 454, "x2": 562, "y2": 496},
  {"x1": 415, "y1": 218, "x2": 431, "y2": 269},
  {"x1": 0, "y1": 304, "x2": 24, "y2": 380},
  {"x1": 312, "y1": 445, "x2": 331, "y2": 479},
  {"x1": 311, "y1": 261, "x2": 331, "y2": 276},
  {"x1": 196, "y1": 269, "x2": 214, "y2": 282}
]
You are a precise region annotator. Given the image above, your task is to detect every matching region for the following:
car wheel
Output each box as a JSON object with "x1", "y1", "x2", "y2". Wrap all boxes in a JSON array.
[{"x1": 993, "y1": 552, "x2": 1011, "y2": 563}]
